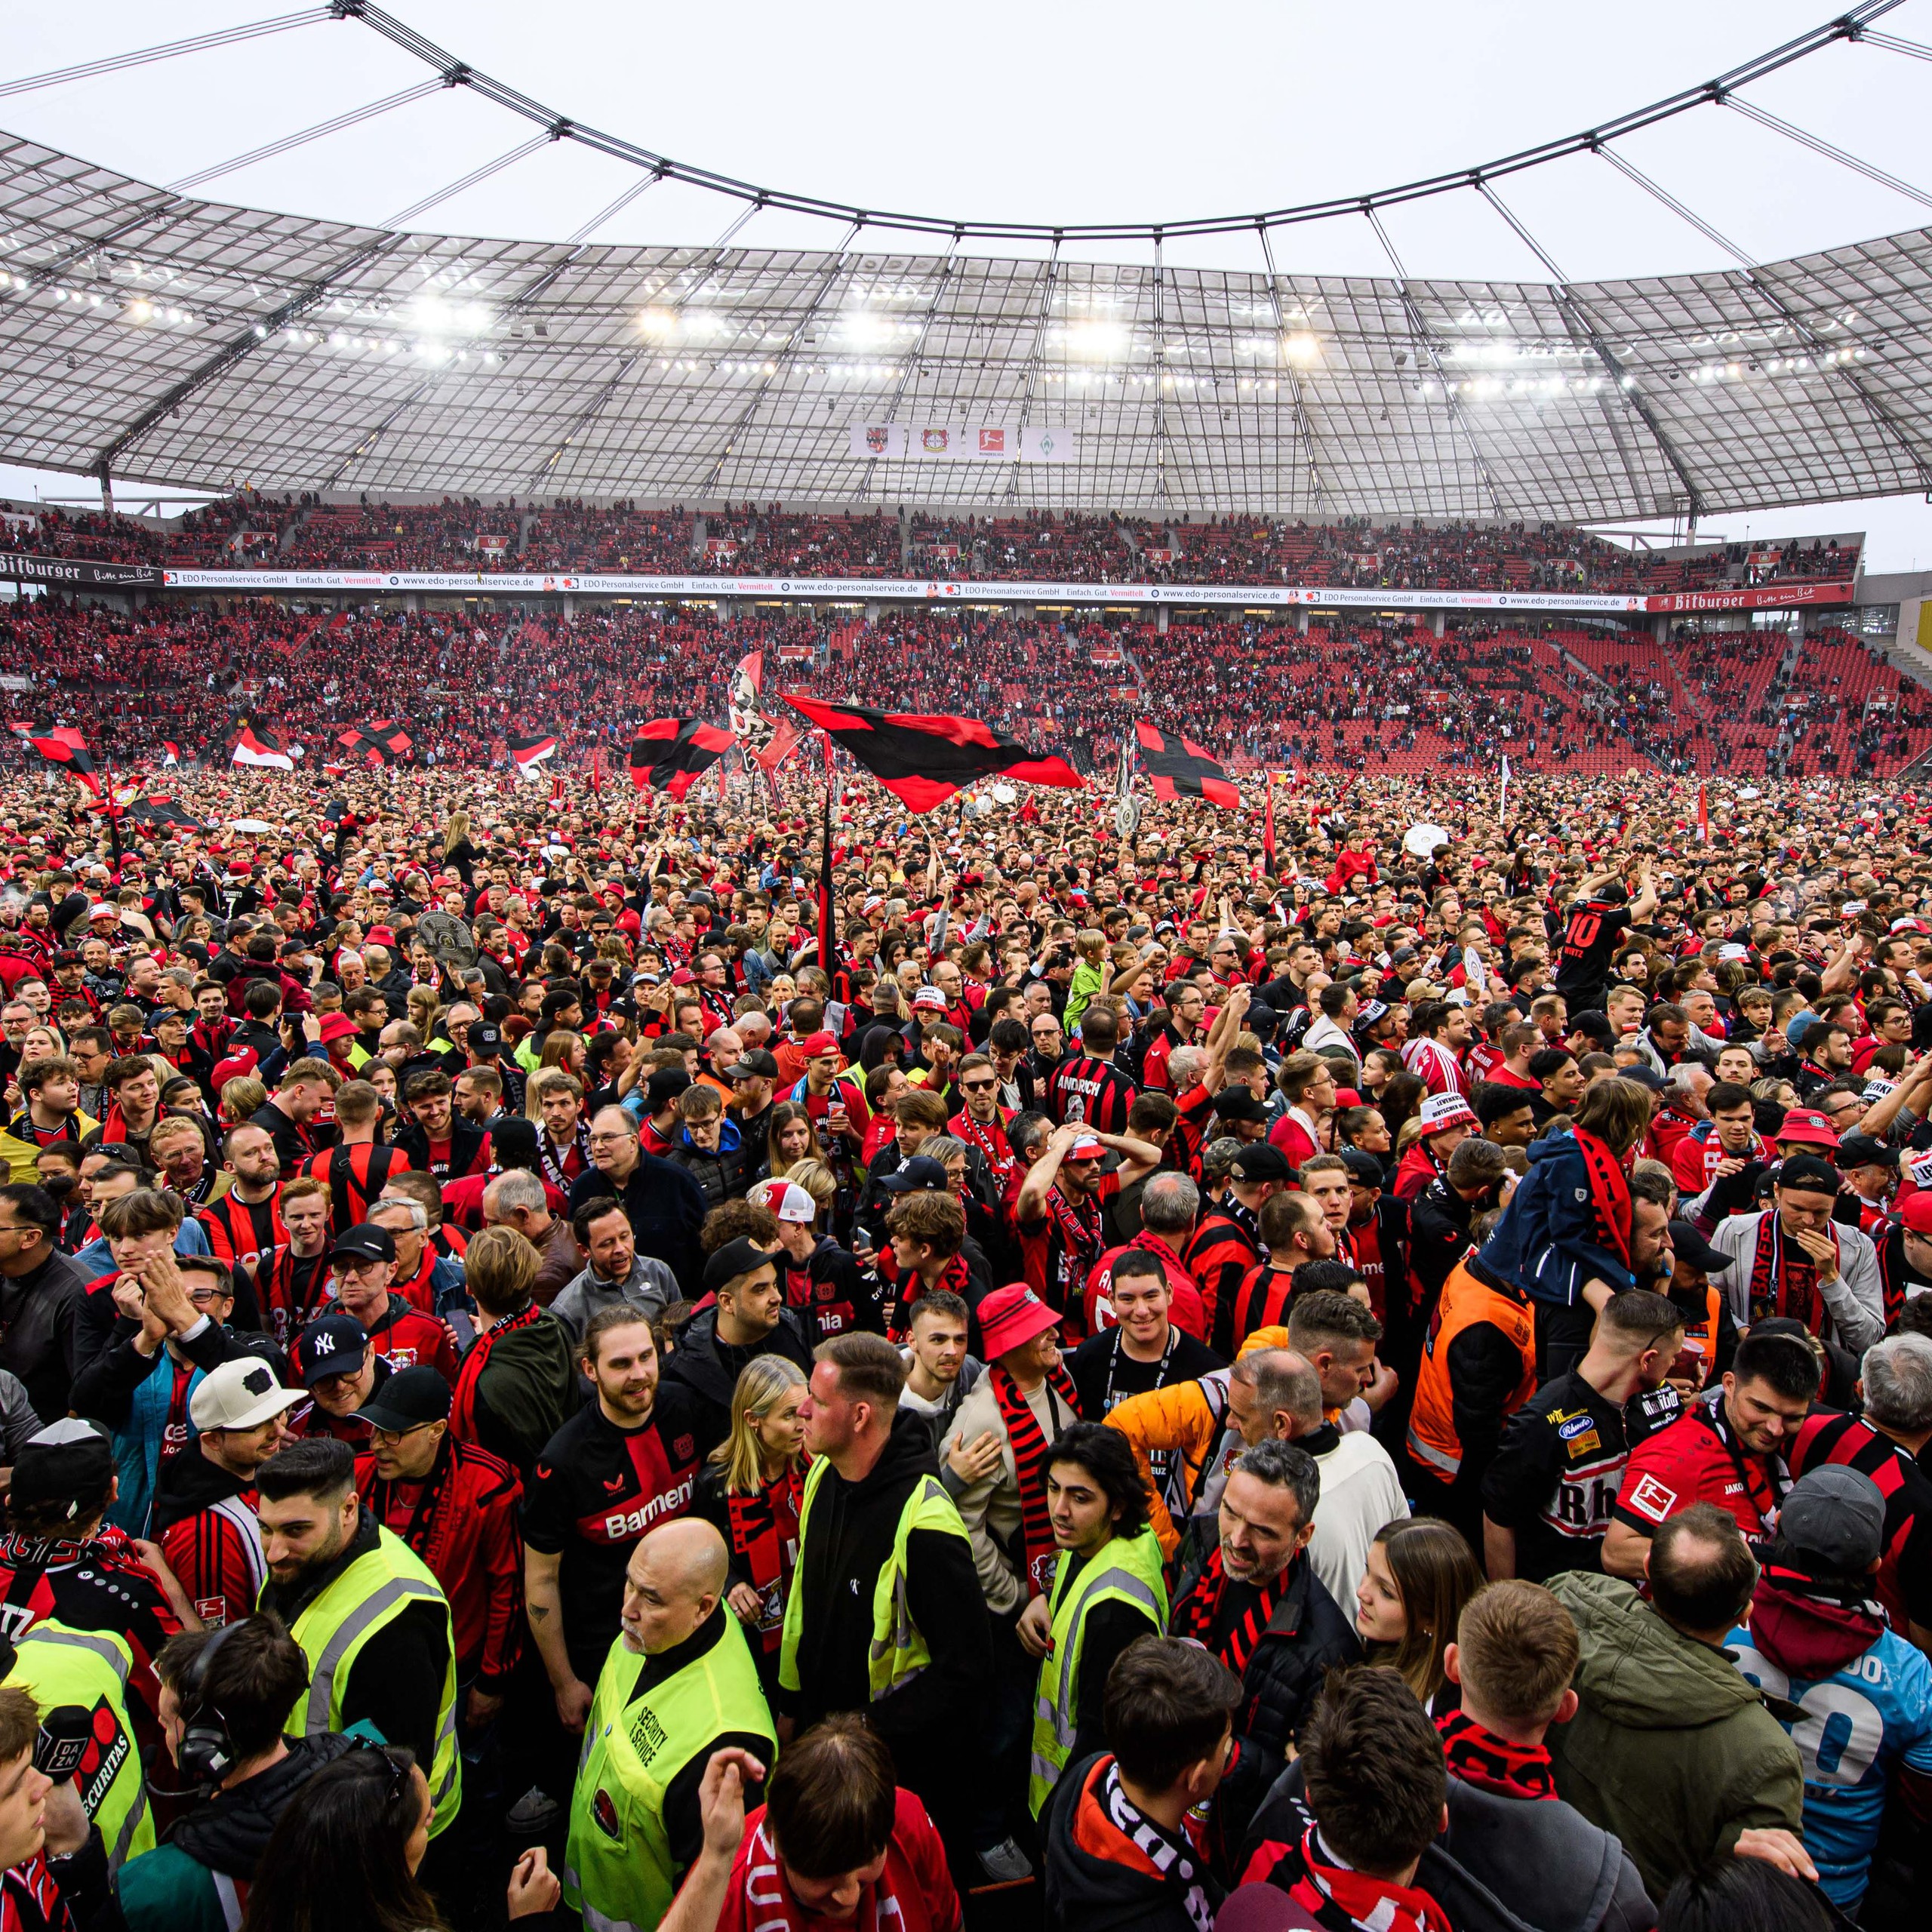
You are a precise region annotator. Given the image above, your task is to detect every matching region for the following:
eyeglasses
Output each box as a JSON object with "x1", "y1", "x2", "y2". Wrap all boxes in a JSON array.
[
  {"x1": 349, "y1": 1737, "x2": 413, "y2": 1806},
  {"x1": 587, "y1": 1131, "x2": 634, "y2": 1146}
]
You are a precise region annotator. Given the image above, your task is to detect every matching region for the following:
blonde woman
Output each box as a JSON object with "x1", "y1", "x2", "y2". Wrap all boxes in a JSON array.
[{"x1": 691, "y1": 1354, "x2": 808, "y2": 1696}]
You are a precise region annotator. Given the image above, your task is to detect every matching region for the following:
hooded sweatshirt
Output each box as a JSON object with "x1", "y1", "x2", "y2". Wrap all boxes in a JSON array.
[
  {"x1": 1044, "y1": 1752, "x2": 1223, "y2": 1932},
  {"x1": 118, "y1": 1731, "x2": 370, "y2": 1932},
  {"x1": 1546, "y1": 1571, "x2": 1802, "y2": 1902},
  {"x1": 784, "y1": 1409, "x2": 989, "y2": 1788}
]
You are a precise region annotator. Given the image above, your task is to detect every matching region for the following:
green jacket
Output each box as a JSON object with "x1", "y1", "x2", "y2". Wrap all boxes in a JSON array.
[{"x1": 1546, "y1": 1571, "x2": 1803, "y2": 1902}]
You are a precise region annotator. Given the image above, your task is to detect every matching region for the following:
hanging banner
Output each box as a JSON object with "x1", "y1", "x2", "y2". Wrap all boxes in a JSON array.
[
  {"x1": 1, "y1": 550, "x2": 164, "y2": 589},
  {"x1": 845, "y1": 424, "x2": 1076, "y2": 463}
]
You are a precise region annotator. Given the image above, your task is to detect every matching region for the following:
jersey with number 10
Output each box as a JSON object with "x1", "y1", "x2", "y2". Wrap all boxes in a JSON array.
[{"x1": 1727, "y1": 1622, "x2": 1932, "y2": 1908}]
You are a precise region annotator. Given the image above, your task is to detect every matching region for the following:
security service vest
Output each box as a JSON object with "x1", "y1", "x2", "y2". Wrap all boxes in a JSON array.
[
  {"x1": 563, "y1": 1614, "x2": 776, "y2": 1932},
  {"x1": 1408, "y1": 1258, "x2": 1537, "y2": 1478},
  {"x1": 780, "y1": 1463, "x2": 971, "y2": 1703},
  {"x1": 6, "y1": 1621, "x2": 154, "y2": 1872},
  {"x1": 1028, "y1": 1528, "x2": 1168, "y2": 1814},
  {"x1": 271, "y1": 1526, "x2": 461, "y2": 1837}
]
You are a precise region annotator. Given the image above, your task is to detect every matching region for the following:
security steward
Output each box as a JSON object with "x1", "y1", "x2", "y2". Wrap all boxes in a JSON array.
[
  {"x1": 1, "y1": 1617, "x2": 154, "y2": 1873},
  {"x1": 254, "y1": 1437, "x2": 462, "y2": 1845},
  {"x1": 351, "y1": 1365, "x2": 525, "y2": 1734},
  {"x1": 1019, "y1": 1421, "x2": 1167, "y2": 1817},
  {"x1": 1406, "y1": 1251, "x2": 1538, "y2": 1542},
  {"x1": 563, "y1": 1518, "x2": 775, "y2": 1932}
]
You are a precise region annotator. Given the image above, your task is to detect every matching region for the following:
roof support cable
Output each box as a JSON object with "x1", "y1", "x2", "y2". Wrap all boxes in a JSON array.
[
  {"x1": 167, "y1": 78, "x2": 447, "y2": 193},
  {"x1": 565, "y1": 168, "x2": 665, "y2": 245},
  {"x1": 864, "y1": 229, "x2": 961, "y2": 502},
  {"x1": 1596, "y1": 143, "x2": 1932, "y2": 491},
  {"x1": 1003, "y1": 234, "x2": 1060, "y2": 506},
  {"x1": 1476, "y1": 177, "x2": 1704, "y2": 519},
  {"x1": 0, "y1": 9, "x2": 334, "y2": 100},
  {"x1": 381, "y1": 131, "x2": 552, "y2": 229},
  {"x1": 1854, "y1": 27, "x2": 1932, "y2": 61},
  {"x1": 1722, "y1": 96, "x2": 1932, "y2": 213},
  {"x1": 1363, "y1": 203, "x2": 1513, "y2": 520},
  {"x1": 1257, "y1": 223, "x2": 1327, "y2": 516}
]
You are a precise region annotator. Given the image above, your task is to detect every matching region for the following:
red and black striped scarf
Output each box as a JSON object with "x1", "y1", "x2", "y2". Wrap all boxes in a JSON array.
[
  {"x1": 1435, "y1": 1709, "x2": 1558, "y2": 1801},
  {"x1": 1748, "y1": 1214, "x2": 1838, "y2": 1334},
  {"x1": 1281, "y1": 1827, "x2": 1454, "y2": 1932},
  {"x1": 1572, "y1": 1127, "x2": 1632, "y2": 1272},
  {"x1": 990, "y1": 1361, "x2": 1080, "y2": 1600},
  {"x1": 450, "y1": 1299, "x2": 546, "y2": 1440},
  {"x1": 725, "y1": 1465, "x2": 804, "y2": 1654},
  {"x1": 1043, "y1": 1182, "x2": 1106, "y2": 1312},
  {"x1": 1174, "y1": 1543, "x2": 1284, "y2": 1675}
]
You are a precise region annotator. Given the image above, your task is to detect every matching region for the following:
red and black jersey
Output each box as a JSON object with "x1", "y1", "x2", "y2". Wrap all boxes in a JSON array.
[
  {"x1": 246, "y1": 1244, "x2": 334, "y2": 1349},
  {"x1": 357, "y1": 1436, "x2": 524, "y2": 1686},
  {"x1": 1230, "y1": 1263, "x2": 1297, "y2": 1346},
  {"x1": 1186, "y1": 1204, "x2": 1262, "y2": 1358},
  {"x1": 0, "y1": 1529, "x2": 179, "y2": 1719},
  {"x1": 361, "y1": 1292, "x2": 460, "y2": 1382},
  {"x1": 1788, "y1": 1408, "x2": 1932, "y2": 1636},
  {"x1": 1044, "y1": 1054, "x2": 1137, "y2": 1136},
  {"x1": 521, "y1": 1388, "x2": 705, "y2": 1675},
  {"x1": 1016, "y1": 1176, "x2": 1117, "y2": 1343},
  {"x1": 198, "y1": 1186, "x2": 286, "y2": 1276},
  {"x1": 778, "y1": 1236, "x2": 879, "y2": 1346},
  {"x1": 298, "y1": 1142, "x2": 411, "y2": 1238},
  {"x1": 1, "y1": 1851, "x2": 79, "y2": 1932},
  {"x1": 157, "y1": 1490, "x2": 264, "y2": 1630}
]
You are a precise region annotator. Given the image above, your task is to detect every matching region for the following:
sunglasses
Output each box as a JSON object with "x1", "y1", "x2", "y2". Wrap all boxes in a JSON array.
[{"x1": 960, "y1": 1079, "x2": 998, "y2": 1094}]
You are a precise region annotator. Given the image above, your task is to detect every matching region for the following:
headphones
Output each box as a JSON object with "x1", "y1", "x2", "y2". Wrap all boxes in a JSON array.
[{"x1": 176, "y1": 1620, "x2": 245, "y2": 1788}]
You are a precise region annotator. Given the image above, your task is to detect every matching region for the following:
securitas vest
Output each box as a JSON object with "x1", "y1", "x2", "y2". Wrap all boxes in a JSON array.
[
  {"x1": 6, "y1": 1622, "x2": 154, "y2": 1872},
  {"x1": 1407, "y1": 1258, "x2": 1537, "y2": 1479},
  {"x1": 272, "y1": 1527, "x2": 461, "y2": 1838},
  {"x1": 780, "y1": 1463, "x2": 971, "y2": 1704},
  {"x1": 1027, "y1": 1529, "x2": 1168, "y2": 1816},
  {"x1": 563, "y1": 1617, "x2": 775, "y2": 1932}
]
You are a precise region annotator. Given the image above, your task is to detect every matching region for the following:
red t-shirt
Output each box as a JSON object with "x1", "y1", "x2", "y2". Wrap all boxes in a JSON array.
[
  {"x1": 712, "y1": 1787, "x2": 960, "y2": 1932},
  {"x1": 1613, "y1": 1398, "x2": 1781, "y2": 1540}
]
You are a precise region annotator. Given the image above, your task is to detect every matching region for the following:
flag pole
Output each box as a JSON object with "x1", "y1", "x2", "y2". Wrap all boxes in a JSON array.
[{"x1": 817, "y1": 730, "x2": 835, "y2": 973}]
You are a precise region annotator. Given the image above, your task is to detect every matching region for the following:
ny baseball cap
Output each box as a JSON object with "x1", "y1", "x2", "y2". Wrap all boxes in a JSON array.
[
  {"x1": 293, "y1": 1313, "x2": 370, "y2": 1386},
  {"x1": 878, "y1": 1155, "x2": 950, "y2": 1195}
]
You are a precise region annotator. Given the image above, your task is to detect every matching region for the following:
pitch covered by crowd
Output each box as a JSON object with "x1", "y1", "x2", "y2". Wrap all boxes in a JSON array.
[{"x1": 2, "y1": 744, "x2": 1932, "y2": 1932}]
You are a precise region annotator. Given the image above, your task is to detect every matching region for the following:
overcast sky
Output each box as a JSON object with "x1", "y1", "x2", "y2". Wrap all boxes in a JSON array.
[{"x1": 7, "y1": 0, "x2": 1932, "y2": 564}]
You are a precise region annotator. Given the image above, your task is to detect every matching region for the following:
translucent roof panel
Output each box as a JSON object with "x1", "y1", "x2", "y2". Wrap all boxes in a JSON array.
[{"x1": 3, "y1": 130, "x2": 1930, "y2": 519}]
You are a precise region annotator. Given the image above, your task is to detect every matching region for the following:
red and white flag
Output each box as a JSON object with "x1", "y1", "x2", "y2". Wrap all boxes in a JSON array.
[{"x1": 231, "y1": 725, "x2": 294, "y2": 771}]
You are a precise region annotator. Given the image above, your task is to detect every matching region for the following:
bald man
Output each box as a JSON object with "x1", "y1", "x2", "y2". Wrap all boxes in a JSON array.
[{"x1": 565, "y1": 1520, "x2": 779, "y2": 1931}]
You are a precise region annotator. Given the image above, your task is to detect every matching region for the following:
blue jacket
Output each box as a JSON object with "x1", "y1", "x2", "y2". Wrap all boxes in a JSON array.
[{"x1": 1479, "y1": 1130, "x2": 1634, "y2": 1309}]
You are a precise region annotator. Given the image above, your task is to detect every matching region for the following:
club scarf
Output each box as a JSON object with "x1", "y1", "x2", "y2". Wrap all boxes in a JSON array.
[
  {"x1": 725, "y1": 1465, "x2": 804, "y2": 1653},
  {"x1": 1174, "y1": 1543, "x2": 1284, "y2": 1675},
  {"x1": 1097, "y1": 1758, "x2": 1219, "y2": 1932},
  {"x1": 1043, "y1": 1183, "x2": 1106, "y2": 1311},
  {"x1": 1572, "y1": 1127, "x2": 1633, "y2": 1272},
  {"x1": 1286, "y1": 1826, "x2": 1454, "y2": 1932},
  {"x1": 362, "y1": 1432, "x2": 457, "y2": 1562},
  {"x1": 1747, "y1": 1214, "x2": 1838, "y2": 1334},
  {"x1": 951, "y1": 1106, "x2": 1014, "y2": 1177},
  {"x1": 538, "y1": 1118, "x2": 594, "y2": 1192},
  {"x1": 892, "y1": 1251, "x2": 973, "y2": 1337},
  {"x1": 1435, "y1": 1709, "x2": 1558, "y2": 1801},
  {"x1": 992, "y1": 1361, "x2": 1081, "y2": 1598},
  {"x1": 1693, "y1": 1388, "x2": 1788, "y2": 1531},
  {"x1": 731, "y1": 1814, "x2": 918, "y2": 1932},
  {"x1": 449, "y1": 1299, "x2": 546, "y2": 1440}
]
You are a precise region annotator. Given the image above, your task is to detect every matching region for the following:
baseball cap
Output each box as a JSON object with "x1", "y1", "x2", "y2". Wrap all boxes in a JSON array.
[
  {"x1": 976, "y1": 1282, "x2": 1061, "y2": 1360},
  {"x1": 646, "y1": 1066, "x2": 693, "y2": 1110},
  {"x1": 189, "y1": 1357, "x2": 304, "y2": 1433},
  {"x1": 467, "y1": 1021, "x2": 503, "y2": 1060},
  {"x1": 11, "y1": 1419, "x2": 113, "y2": 1514},
  {"x1": 354, "y1": 1364, "x2": 453, "y2": 1432},
  {"x1": 727, "y1": 1049, "x2": 780, "y2": 1083},
  {"x1": 801, "y1": 1029, "x2": 839, "y2": 1057},
  {"x1": 1835, "y1": 1132, "x2": 1899, "y2": 1171},
  {"x1": 1232, "y1": 1143, "x2": 1294, "y2": 1183},
  {"x1": 1665, "y1": 1219, "x2": 1732, "y2": 1276},
  {"x1": 1777, "y1": 1109, "x2": 1841, "y2": 1152},
  {"x1": 1778, "y1": 1152, "x2": 1842, "y2": 1194},
  {"x1": 293, "y1": 1313, "x2": 370, "y2": 1386},
  {"x1": 878, "y1": 1155, "x2": 950, "y2": 1195},
  {"x1": 1780, "y1": 1465, "x2": 1887, "y2": 1574},
  {"x1": 1064, "y1": 1134, "x2": 1106, "y2": 1162},
  {"x1": 1902, "y1": 1191, "x2": 1932, "y2": 1236},
  {"x1": 1337, "y1": 1148, "x2": 1386, "y2": 1187},
  {"x1": 1211, "y1": 1090, "x2": 1269, "y2": 1126},
  {"x1": 703, "y1": 1236, "x2": 780, "y2": 1296},
  {"x1": 752, "y1": 1180, "x2": 817, "y2": 1223},
  {"x1": 1617, "y1": 1064, "x2": 1670, "y2": 1091},
  {"x1": 330, "y1": 1222, "x2": 397, "y2": 1266},
  {"x1": 1418, "y1": 1092, "x2": 1479, "y2": 1136}
]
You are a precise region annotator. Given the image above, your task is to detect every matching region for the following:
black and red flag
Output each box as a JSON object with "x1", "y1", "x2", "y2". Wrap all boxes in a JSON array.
[
  {"x1": 1134, "y1": 721, "x2": 1240, "y2": 808},
  {"x1": 627, "y1": 719, "x2": 736, "y2": 801},
  {"x1": 783, "y1": 697, "x2": 1084, "y2": 814},
  {"x1": 507, "y1": 732, "x2": 558, "y2": 777},
  {"x1": 17, "y1": 725, "x2": 103, "y2": 798},
  {"x1": 337, "y1": 718, "x2": 416, "y2": 766}
]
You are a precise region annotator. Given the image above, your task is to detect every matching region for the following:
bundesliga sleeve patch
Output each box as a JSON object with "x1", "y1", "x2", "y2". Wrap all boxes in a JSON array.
[{"x1": 1623, "y1": 1472, "x2": 1678, "y2": 1523}]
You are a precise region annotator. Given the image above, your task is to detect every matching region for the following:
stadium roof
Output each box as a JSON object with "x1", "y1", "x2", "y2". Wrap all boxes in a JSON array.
[{"x1": 5, "y1": 128, "x2": 1932, "y2": 521}]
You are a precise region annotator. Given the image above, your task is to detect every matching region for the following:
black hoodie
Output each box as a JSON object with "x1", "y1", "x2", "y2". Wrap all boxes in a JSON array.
[
  {"x1": 783, "y1": 1409, "x2": 989, "y2": 1789},
  {"x1": 149, "y1": 1443, "x2": 252, "y2": 1539}
]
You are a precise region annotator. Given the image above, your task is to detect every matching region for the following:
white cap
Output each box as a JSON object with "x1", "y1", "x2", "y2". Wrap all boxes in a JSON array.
[
  {"x1": 752, "y1": 1180, "x2": 817, "y2": 1224},
  {"x1": 190, "y1": 1357, "x2": 304, "y2": 1433}
]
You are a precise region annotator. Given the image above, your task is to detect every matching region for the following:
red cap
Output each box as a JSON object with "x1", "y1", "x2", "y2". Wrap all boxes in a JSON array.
[
  {"x1": 801, "y1": 1030, "x2": 838, "y2": 1057},
  {"x1": 1777, "y1": 1108, "x2": 1841, "y2": 1151},
  {"x1": 1066, "y1": 1134, "x2": 1106, "y2": 1161},
  {"x1": 1902, "y1": 1192, "x2": 1932, "y2": 1236}
]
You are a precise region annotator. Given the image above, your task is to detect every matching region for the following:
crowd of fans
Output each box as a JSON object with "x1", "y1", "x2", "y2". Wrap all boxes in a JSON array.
[
  {"x1": 2, "y1": 494, "x2": 1864, "y2": 595},
  {"x1": 0, "y1": 739, "x2": 1921, "y2": 1932}
]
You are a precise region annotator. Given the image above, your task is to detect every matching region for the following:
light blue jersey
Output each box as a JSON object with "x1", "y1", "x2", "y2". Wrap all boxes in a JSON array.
[{"x1": 1728, "y1": 1620, "x2": 1932, "y2": 1908}]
